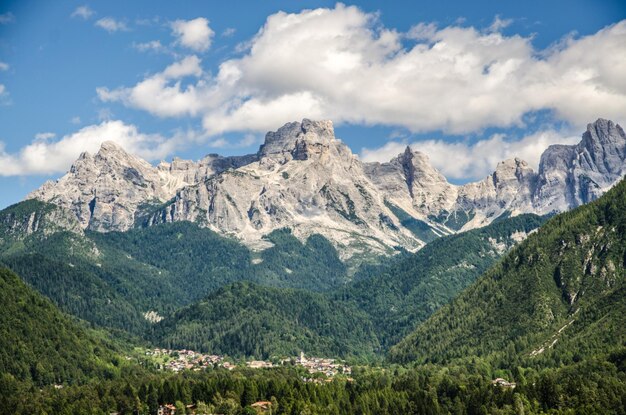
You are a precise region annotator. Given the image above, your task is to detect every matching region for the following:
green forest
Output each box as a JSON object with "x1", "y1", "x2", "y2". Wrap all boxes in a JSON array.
[{"x1": 0, "y1": 178, "x2": 625, "y2": 413}]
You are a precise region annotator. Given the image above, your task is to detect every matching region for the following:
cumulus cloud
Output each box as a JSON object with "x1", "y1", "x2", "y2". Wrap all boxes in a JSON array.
[
  {"x1": 171, "y1": 17, "x2": 214, "y2": 51},
  {"x1": 97, "y1": 5, "x2": 626, "y2": 139},
  {"x1": 0, "y1": 62, "x2": 9, "y2": 71},
  {"x1": 207, "y1": 133, "x2": 260, "y2": 149},
  {"x1": 133, "y1": 40, "x2": 167, "y2": 53},
  {"x1": 95, "y1": 17, "x2": 128, "y2": 32},
  {"x1": 360, "y1": 129, "x2": 580, "y2": 180},
  {"x1": 488, "y1": 15, "x2": 513, "y2": 32},
  {"x1": 71, "y1": 5, "x2": 94, "y2": 20},
  {"x1": 97, "y1": 55, "x2": 204, "y2": 117},
  {"x1": 0, "y1": 121, "x2": 189, "y2": 176},
  {"x1": 222, "y1": 27, "x2": 236, "y2": 37},
  {"x1": 34, "y1": 132, "x2": 56, "y2": 141}
]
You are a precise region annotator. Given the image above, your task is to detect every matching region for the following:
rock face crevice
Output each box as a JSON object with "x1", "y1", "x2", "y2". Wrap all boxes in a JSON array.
[
  {"x1": 400, "y1": 147, "x2": 416, "y2": 198},
  {"x1": 28, "y1": 118, "x2": 626, "y2": 259}
]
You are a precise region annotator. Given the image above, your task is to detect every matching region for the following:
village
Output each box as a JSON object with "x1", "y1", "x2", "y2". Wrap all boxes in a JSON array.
[
  {"x1": 141, "y1": 349, "x2": 353, "y2": 414},
  {"x1": 144, "y1": 348, "x2": 236, "y2": 372},
  {"x1": 144, "y1": 348, "x2": 352, "y2": 379}
]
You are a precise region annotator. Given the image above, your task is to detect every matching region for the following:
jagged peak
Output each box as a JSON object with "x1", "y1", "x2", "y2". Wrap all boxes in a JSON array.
[
  {"x1": 258, "y1": 119, "x2": 340, "y2": 160},
  {"x1": 588, "y1": 117, "x2": 615, "y2": 131},
  {"x1": 394, "y1": 145, "x2": 427, "y2": 161},
  {"x1": 97, "y1": 140, "x2": 126, "y2": 154},
  {"x1": 77, "y1": 150, "x2": 92, "y2": 160},
  {"x1": 495, "y1": 157, "x2": 528, "y2": 170},
  {"x1": 300, "y1": 118, "x2": 334, "y2": 137},
  {"x1": 92, "y1": 140, "x2": 158, "y2": 172},
  {"x1": 392, "y1": 146, "x2": 436, "y2": 172},
  {"x1": 492, "y1": 157, "x2": 534, "y2": 186},
  {"x1": 582, "y1": 118, "x2": 625, "y2": 147}
]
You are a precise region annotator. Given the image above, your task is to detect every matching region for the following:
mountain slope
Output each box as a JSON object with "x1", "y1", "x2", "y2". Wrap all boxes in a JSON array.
[
  {"x1": 150, "y1": 281, "x2": 380, "y2": 359},
  {"x1": 342, "y1": 213, "x2": 546, "y2": 348},
  {"x1": 0, "y1": 267, "x2": 123, "y2": 385},
  {"x1": 0, "y1": 200, "x2": 148, "y2": 331},
  {"x1": 150, "y1": 214, "x2": 545, "y2": 358},
  {"x1": 0, "y1": 200, "x2": 352, "y2": 334},
  {"x1": 389, "y1": 176, "x2": 626, "y2": 365}
]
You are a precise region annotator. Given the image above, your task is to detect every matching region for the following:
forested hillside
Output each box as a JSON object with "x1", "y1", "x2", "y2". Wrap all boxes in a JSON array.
[
  {"x1": 341, "y1": 214, "x2": 546, "y2": 348},
  {"x1": 150, "y1": 282, "x2": 379, "y2": 358},
  {"x1": 390, "y1": 177, "x2": 626, "y2": 366},
  {"x1": 0, "y1": 267, "x2": 124, "y2": 386},
  {"x1": 0, "y1": 201, "x2": 350, "y2": 334},
  {"x1": 0, "y1": 199, "x2": 549, "y2": 360}
]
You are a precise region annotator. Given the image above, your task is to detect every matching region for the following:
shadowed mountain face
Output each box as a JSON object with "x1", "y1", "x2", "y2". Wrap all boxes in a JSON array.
[{"x1": 28, "y1": 118, "x2": 626, "y2": 259}]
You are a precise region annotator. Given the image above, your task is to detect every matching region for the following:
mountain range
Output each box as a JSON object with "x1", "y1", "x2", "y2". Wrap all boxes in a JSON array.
[
  {"x1": 1, "y1": 117, "x2": 625, "y2": 413},
  {"x1": 27, "y1": 118, "x2": 626, "y2": 260}
]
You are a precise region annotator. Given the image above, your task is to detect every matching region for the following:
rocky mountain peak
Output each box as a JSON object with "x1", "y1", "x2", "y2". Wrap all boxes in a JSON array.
[
  {"x1": 98, "y1": 140, "x2": 125, "y2": 154},
  {"x1": 493, "y1": 157, "x2": 534, "y2": 183},
  {"x1": 582, "y1": 118, "x2": 625, "y2": 145},
  {"x1": 258, "y1": 119, "x2": 339, "y2": 162},
  {"x1": 394, "y1": 147, "x2": 449, "y2": 185},
  {"x1": 399, "y1": 147, "x2": 416, "y2": 197},
  {"x1": 578, "y1": 118, "x2": 626, "y2": 174}
]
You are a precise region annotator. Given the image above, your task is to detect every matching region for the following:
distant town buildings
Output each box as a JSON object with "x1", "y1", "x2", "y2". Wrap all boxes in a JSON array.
[
  {"x1": 491, "y1": 378, "x2": 517, "y2": 388},
  {"x1": 145, "y1": 349, "x2": 352, "y2": 378}
]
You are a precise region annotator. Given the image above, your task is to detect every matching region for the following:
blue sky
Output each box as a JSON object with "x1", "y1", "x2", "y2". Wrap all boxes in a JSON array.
[{"x1": 0, "y1": 0, "x2": 625, "y2": 208}]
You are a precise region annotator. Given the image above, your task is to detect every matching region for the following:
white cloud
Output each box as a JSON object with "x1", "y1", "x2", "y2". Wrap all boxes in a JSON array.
[
  {"x1": 97, "y1": 108, "x2": 114, "y2": 121},
  {"x1": 0, "y1": 62, "x2": 9, "y2": 71},
  {"x1": 162, "y1": 55, "x2": 203, "y2": 78},
  {"x1": 71, "y1": 6, "x2": 94, "y2": 20},
  {"x1": 97, "y1": 5, "x2": 626, "y2": 139},
  {"x1": 34, "y1": 132, "x2": 56, "y2": 141},
  {"x1": 488, "y1": 15, "x2": 513, "y2": 32},
  {"x1": 0, "y1": 121, "x2": 187, "y2": 176},
  {"x1": 207, "y1": 133, "x2": 259, "y2": 149},
  {"x1": 406, "y1": 22, "x2": 437, "y2": 40},
  {"x1": 0, "y1": 12, "x2": 15, "y2": 24},
  {"x1": 171, "y1": 17, "x2": 214, "y2": 52},
  {"x1": 0, "y1": 83, "x2": 10, "y2": 104},
  {"x1": 97, "y1": 55, "x2": 205, "y2": 118},
  {"x1": 70, "y1": 116, "x2": 81, "y2": 125},
  {"x1": 237, "y1": 133, "x2": 259, "y2": 147},
  {"x1": 222, "y1": 27, "x2": 236, "y2": 37},
  {"x1": 360, "y1": 129, "x2": 580, "y2": 180},
  {"x1": 133, "y1": 40, "x2": 166, "y2": 53},
  {"x1": 95, "y1": 17, "x2": 128, "y2": 33}
]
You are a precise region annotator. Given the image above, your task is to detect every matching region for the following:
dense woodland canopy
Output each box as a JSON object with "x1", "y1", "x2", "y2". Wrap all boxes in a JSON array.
[
  {"x1": 0, "y1": 200, "x2": 546, "y2": 357},
  {"x1": 390, "y1": 175, "x2": 626, "y2": 367},
  {"x1": 0, "y1": 179, "x2": 625, "y2": 413}
]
